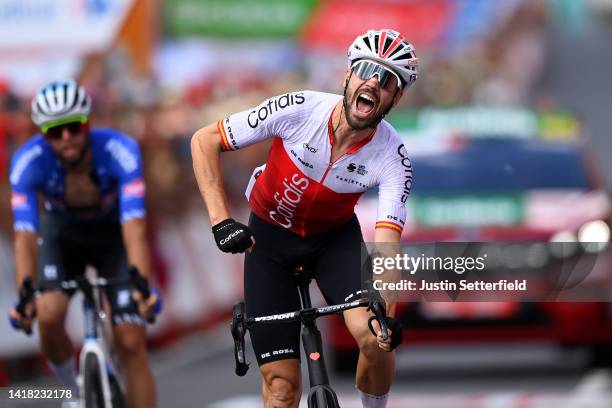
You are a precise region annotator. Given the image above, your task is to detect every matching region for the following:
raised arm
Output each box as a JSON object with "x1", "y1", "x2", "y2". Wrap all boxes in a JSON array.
[
  {"x1": 191, "y1": 122, "x2": 255, "y2": 254},
  {"x1": 190, "y1": 122, "x2": 232, "y2": 225},
  {"x1": 191, "y1": 93, "x2": 306, "y2": 253}
]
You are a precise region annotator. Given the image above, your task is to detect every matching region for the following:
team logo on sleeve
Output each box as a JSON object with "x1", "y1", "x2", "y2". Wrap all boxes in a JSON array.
[
  {"x1": 397, "y1": 144, "x2": 413, "y2": 203},
  {"x1": 105, "y1": 139, "x2": 138, "y2": 173},
  {"x1": 123, "y1": 179, "x2": 145, "y2": 198},
  {"x1": 247, "y1": 92, "x2": 305, "y2": 128},
  {"x1": 10, "y1": 145, "x2": 43, "y2": 185},
  {"x1": 11, "y1": 192, "x2": 28, "y2": 209}
]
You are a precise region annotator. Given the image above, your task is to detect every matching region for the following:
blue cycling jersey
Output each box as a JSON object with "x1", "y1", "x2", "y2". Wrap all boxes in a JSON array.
[{"x1": 9, "y1": 128, "x2": 146, "y2": 232}]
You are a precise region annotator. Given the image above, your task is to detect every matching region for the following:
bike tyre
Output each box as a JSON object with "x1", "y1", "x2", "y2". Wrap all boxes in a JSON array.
[
  {"x1": 308, "y1": 386, "x2": 340, "y2": 408},
  {"x1": 108, "y1": 372, "x2": 125, "y2": 408},
  {"x1": 84, "y1": 353, "x2": 105, "y2": 408}
]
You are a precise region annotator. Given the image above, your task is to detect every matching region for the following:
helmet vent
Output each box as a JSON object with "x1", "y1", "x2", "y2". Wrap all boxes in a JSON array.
[
  {"x1": 387, "y1": 46, "x2": 404, "y2": 59},
  {"x1": 363, "y1": 36, "x2": 371, "y2": 50},
  {"x1": 395, "y1": 53, "x2": 411, "y2": 61},
  {"x1": 383, "y1": 37, "x2": 394, "y2": 55}
]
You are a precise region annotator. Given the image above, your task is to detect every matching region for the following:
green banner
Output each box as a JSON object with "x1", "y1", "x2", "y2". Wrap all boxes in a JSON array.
[
  {"x1": 166, "y1": 0, "x2": 317, "y2": 38},
  {"x1": 409, "y1": 194, "x2": 525, "y2": 228},
  {"x1": 387, "y1": 107, "x2": 580, "y2": 141}
]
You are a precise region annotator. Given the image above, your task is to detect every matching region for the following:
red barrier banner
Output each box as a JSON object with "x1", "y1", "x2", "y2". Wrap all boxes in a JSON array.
[{"x1": 301, "y1": 0, "x2": 453, "y2": 51}]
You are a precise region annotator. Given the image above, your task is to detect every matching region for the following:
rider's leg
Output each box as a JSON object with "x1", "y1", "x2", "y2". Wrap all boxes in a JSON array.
[
  {"x1": 260, "y1": 359, "x2": 302, "y2": 408},
  {"x1": 312, "y1": 216, "x2": 394, "y2": 402},
  {"x1": 344, "y1": 308, "x2": 395, "y2": 400},
  {"x1": 36, "y1": 215, "x2": 80, "y2": 391},
  {"x1": 112, "y1": 323, "x2": 156, "y2": 408},
  {"x1": 91, "y1": 219, "x2": 155, "y2": 408},
  {"x1": 36, "y1": 291, "x2": 78, "y2": 391},
  {"x1": 244, "y1": 214, "x2": 306, "y2": 407}
]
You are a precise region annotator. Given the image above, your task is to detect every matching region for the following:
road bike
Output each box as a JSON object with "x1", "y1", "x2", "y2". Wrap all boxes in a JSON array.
[
  {"x1": 15, "y1": 267, "x2": 154, "y2": 408},
  {"x1": 231, "y1": 266, "x2": 389, "y2": 408}
]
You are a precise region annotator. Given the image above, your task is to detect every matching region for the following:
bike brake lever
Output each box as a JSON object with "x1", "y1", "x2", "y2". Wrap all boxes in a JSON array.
[
  {"x1": 231, "y1": 302, "x2": 249, "y2": 376},
  {"x1": 367, "y1": 301, "x2": 389, "y2": 341},
  {"x1": 363, "y1": 280, "x2": 389, "y2": 341}
]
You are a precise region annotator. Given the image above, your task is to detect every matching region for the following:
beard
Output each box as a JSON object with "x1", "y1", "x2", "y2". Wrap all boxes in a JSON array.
[
  {"x1": 55, "y1": 138, "x2": 91, "y2": 168},
  {"x1": 342, "y1": 86, "x2": 395, "y2": 131}
]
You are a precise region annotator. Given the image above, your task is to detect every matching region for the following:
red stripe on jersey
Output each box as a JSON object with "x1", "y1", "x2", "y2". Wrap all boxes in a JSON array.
[
  {"x1": 327, "y1": 110, "x2": 376, "y2": 158},
  {"x1": 375, "y1": 221, "x2": 403, "y2": 233},
  {"x1": 249, "y1": 138, "x2": 363, "y2": 237},
  {"x1": 218, "y1": 120, "x2": 232, "y2": 151}
]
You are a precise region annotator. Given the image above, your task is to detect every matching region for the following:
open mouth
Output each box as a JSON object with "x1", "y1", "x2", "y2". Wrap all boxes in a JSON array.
[{"x1": 356, "y1": 92, "x2": 377, "y2": 115}]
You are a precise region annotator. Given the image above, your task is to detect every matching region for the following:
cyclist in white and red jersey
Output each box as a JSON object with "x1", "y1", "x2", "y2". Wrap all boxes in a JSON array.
[{"x1": 192, "y1": 29, "x2": 417, "y2": 408}]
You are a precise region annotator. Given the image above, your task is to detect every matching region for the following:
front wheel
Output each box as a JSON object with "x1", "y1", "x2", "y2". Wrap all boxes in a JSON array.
[
  {"x1": 108, "y1": 372, "x2": 125, "y2": 408},
  {"x1": 83, "y1": 353, "x2": 104, "y2": 408},
  {"x1": 307, "y1": 385, "x2": 340, "y2": 408}
]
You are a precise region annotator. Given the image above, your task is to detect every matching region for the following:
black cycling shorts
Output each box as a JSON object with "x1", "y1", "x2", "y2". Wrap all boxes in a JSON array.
[
  {"x1": 38, "y1": 213, "x2": 143, "y2": 326},
  {"x1": 245, "y1": 212, "x2": 366, "y2": 366}
]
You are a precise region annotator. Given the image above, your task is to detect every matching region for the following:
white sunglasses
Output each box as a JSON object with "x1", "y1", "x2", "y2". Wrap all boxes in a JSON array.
[{"x1": 351, "y1": 60, "x2": 403, "y2": 90}]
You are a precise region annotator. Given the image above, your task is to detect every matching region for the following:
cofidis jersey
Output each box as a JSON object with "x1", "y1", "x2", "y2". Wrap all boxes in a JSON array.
[{"x1": 218, "y1": 90, "x2": 412, "y2": 237}]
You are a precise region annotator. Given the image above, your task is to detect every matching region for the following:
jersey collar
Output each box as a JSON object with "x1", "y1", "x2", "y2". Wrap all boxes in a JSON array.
[{"x1": 327, "y1": 107, "x2": 377, "y2": 156}]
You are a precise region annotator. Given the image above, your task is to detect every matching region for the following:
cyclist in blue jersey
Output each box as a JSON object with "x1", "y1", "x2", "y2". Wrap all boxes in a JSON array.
[{"x1": 8, "y1": 80, "x2": 158, "y2": 408}]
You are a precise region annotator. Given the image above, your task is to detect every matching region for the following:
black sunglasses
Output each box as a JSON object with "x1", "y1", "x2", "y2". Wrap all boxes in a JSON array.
[{"x1": 43, "y1": 121, "x2": 87, "y2": 140}]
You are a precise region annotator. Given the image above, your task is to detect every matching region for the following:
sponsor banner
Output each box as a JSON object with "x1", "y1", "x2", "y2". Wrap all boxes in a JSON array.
[
  {"x1": 387, "y1": 107, "x2": 580, "y2": 141},
  {"x1": 165, "y1": 0, "x2": 317, "y2": 38},
  {"x1": 355, "y1": 190, "x2": 610, "y2": 243},
  {"x1": 302, "y1": 0, "x2": 528, "y2": 54},
  {"x1": 301, "y1": 0, "x2": 453, "y2": 51},
  {"x1": 361, "y1": 242, "x2": 612, "y2": 302},
  {"x1": 409, "y1": 194, "x2": 525, "y2": 228},
  {"x1": 0, "y1": 0, "x2": 133, "y2": 56}
]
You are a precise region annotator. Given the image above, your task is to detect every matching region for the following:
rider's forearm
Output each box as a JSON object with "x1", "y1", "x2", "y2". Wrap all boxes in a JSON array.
[
  {"x1": 122, "y1": 218, "x2": 152, "y2": 279},
  {"x1": 14, "y1": 231, "x2": 38, "y2": 290},
  {"x1": 191, "y1": 124, "x2": 232, "y2": 226},
  {"x1": 374, "y1": 228, "x2": 401, "y2": 318}
]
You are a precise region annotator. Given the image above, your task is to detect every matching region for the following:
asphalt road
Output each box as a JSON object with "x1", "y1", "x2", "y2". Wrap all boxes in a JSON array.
[
  {"x1": 4, "y1": 322, "x2": 612, "y2": 408},
  {"x1": 155, "y1": 329, "x2": 612, "y2": 407}
]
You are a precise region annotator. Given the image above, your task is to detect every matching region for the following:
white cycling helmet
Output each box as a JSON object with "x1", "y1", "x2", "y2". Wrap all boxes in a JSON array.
[
  {"x1": 348, "y1": 29, "x2": 419, "y2": 89},
  {"x1": 31, "y1": 80, "x2": 91, "y2": 128}
]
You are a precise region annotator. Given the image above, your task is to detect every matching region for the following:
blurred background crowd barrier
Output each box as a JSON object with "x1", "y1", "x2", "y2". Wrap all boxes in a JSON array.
[{"x1": 1, "y1": 0, "x2": 611, "y2": 389}]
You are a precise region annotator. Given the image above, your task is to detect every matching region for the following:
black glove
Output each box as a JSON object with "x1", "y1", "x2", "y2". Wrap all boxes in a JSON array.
[
  {"x1": 384, "y1": 316, "x2": 403, "y2": 351},
  {"x1": 212, "y1": 218, "x2": 255, "y2": 254},
  {"x1": 9, "y1": 277, "x2": 36, "y2": 335},
  {"x1": 368, "y1": 315, "x2": 403, "y2": 351}
]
